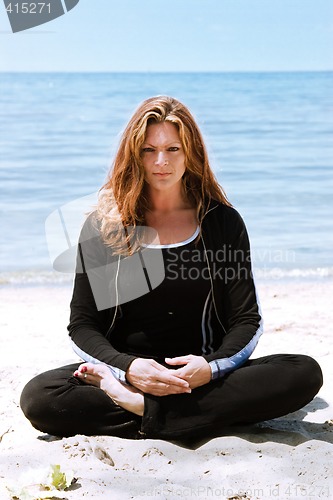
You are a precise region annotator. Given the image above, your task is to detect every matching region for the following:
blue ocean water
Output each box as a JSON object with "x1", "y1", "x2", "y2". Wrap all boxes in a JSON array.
[{"x1": 1, "y1": 72, "x2": 332, "y2": 283}]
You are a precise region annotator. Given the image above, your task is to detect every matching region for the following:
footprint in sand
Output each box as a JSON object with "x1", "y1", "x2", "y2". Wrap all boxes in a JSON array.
[
  {"x1": 62, "y1": 436, "x2": 92, "y2": 458},
  {"x1": 140, "y1": 447, "x2": 173, "y2": 470},
  {"x1": 93, "y1": 446, "x2": 115, "y2": 467}
]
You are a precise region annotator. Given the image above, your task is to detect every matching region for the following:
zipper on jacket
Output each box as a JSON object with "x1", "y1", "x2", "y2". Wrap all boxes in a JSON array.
[{"x1": 201, "y1": 232, "x2": 227, "y2": 336}]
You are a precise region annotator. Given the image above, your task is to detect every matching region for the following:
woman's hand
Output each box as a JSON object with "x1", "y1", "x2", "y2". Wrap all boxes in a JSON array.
[
  {"x1": 126, "y1": 358, "x2": 192, "y2": 396},
  {"x1": 165, "y1": 355, "x2": 212, "y2": 389}
]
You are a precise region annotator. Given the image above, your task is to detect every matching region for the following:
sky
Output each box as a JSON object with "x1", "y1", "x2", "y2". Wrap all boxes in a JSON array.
[{"x1": 0, "y1": 0, "x2": 332, "y2": 72}]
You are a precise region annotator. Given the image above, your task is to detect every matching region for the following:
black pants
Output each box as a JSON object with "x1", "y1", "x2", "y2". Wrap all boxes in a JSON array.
[{"x1": 20, "y1": 354, "x2": 323, "y2": 441}]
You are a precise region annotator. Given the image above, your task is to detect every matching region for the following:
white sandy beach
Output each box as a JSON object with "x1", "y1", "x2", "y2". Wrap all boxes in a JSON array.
[{"x1": 0, "y1": 279, "x2": 332, "y2": 500}]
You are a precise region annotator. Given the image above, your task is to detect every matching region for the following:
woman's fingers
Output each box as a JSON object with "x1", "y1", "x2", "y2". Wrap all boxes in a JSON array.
[
  {"x1": 156, "y1": 370, "x2": 191, "y2": 390},
  {"x1": 167, "y1": 355, "x2": 212, "y2": 389},
  {"x1": 126, "y1": 358, "x2": 191, "y2": 395},
  {"x1": 165, "y1": 355, "x2": 190, "y2": 366}
]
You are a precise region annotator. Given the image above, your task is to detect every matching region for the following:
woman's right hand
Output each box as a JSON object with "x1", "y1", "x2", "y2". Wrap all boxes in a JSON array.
[{"x1": 126, "y1": 358, "x2": 192, "y2": 396}]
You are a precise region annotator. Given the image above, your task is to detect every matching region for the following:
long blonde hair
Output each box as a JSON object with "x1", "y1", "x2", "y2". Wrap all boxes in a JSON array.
[{"x1": 97, "y1": 96, "x2": 231, "y2": 253}]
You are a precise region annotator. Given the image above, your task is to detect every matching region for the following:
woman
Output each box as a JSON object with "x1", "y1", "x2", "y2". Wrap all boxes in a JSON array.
[{"x1": 21, "y1": 96, "x2": 323, "y2": 440}]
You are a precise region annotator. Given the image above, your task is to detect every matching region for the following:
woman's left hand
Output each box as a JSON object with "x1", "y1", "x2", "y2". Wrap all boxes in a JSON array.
[{"x1": 165, "y1": 355, "x2": 212, "y2": 389}]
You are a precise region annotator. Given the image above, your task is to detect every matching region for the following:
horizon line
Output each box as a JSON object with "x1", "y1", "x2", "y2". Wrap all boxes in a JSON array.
[{"x1": 1, "y1": 69, "x2": 332, "y2": 74}]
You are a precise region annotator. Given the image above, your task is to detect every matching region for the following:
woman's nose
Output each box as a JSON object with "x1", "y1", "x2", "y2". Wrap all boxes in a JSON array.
[{"x1": 155, "y1": 151, "x2": 168, "y2": 166}]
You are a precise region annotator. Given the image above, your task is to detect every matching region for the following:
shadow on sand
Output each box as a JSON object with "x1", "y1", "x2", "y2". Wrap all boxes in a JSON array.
[{"x1": 171, "y1": 397, "x2": 332, "y2": 450}]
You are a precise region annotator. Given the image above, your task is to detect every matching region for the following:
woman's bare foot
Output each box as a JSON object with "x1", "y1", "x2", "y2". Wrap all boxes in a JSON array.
[{"x1": 74, "y1": 362, "x2": 144, "y2": 416}]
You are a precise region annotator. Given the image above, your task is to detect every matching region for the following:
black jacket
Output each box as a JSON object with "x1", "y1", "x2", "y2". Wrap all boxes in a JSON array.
[{"x1": 68, "y1": 201, "x2": 263, "y2": 383}]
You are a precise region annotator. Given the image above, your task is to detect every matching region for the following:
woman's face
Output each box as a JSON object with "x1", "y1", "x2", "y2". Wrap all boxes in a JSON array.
[{"x1": 141, "y1": 121, "x2": 186, "y2": 195}]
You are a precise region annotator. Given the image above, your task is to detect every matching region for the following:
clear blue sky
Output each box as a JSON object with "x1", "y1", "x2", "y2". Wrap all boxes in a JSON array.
[{"x1": 0, "y1": 0, "x2": 332, "y2": 72}]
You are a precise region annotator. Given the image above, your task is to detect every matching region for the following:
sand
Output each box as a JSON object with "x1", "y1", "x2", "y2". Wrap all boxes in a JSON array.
[{"x1": 0, "y1": 279, "x2": 332, "y2": 500}]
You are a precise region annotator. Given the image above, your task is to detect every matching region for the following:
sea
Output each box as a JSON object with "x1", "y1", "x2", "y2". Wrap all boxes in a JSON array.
[{"x1": 1, "y1": 71, "x2": 332, "y2": 285}]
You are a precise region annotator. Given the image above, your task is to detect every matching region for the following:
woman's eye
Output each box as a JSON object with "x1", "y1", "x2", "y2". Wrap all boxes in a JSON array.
[
  {"x1": 168, "y1": 147, "x2": 179, "y2": 152},
  {"x1": 142, "y1": 147, "x2": 154, "y2": 153}
]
